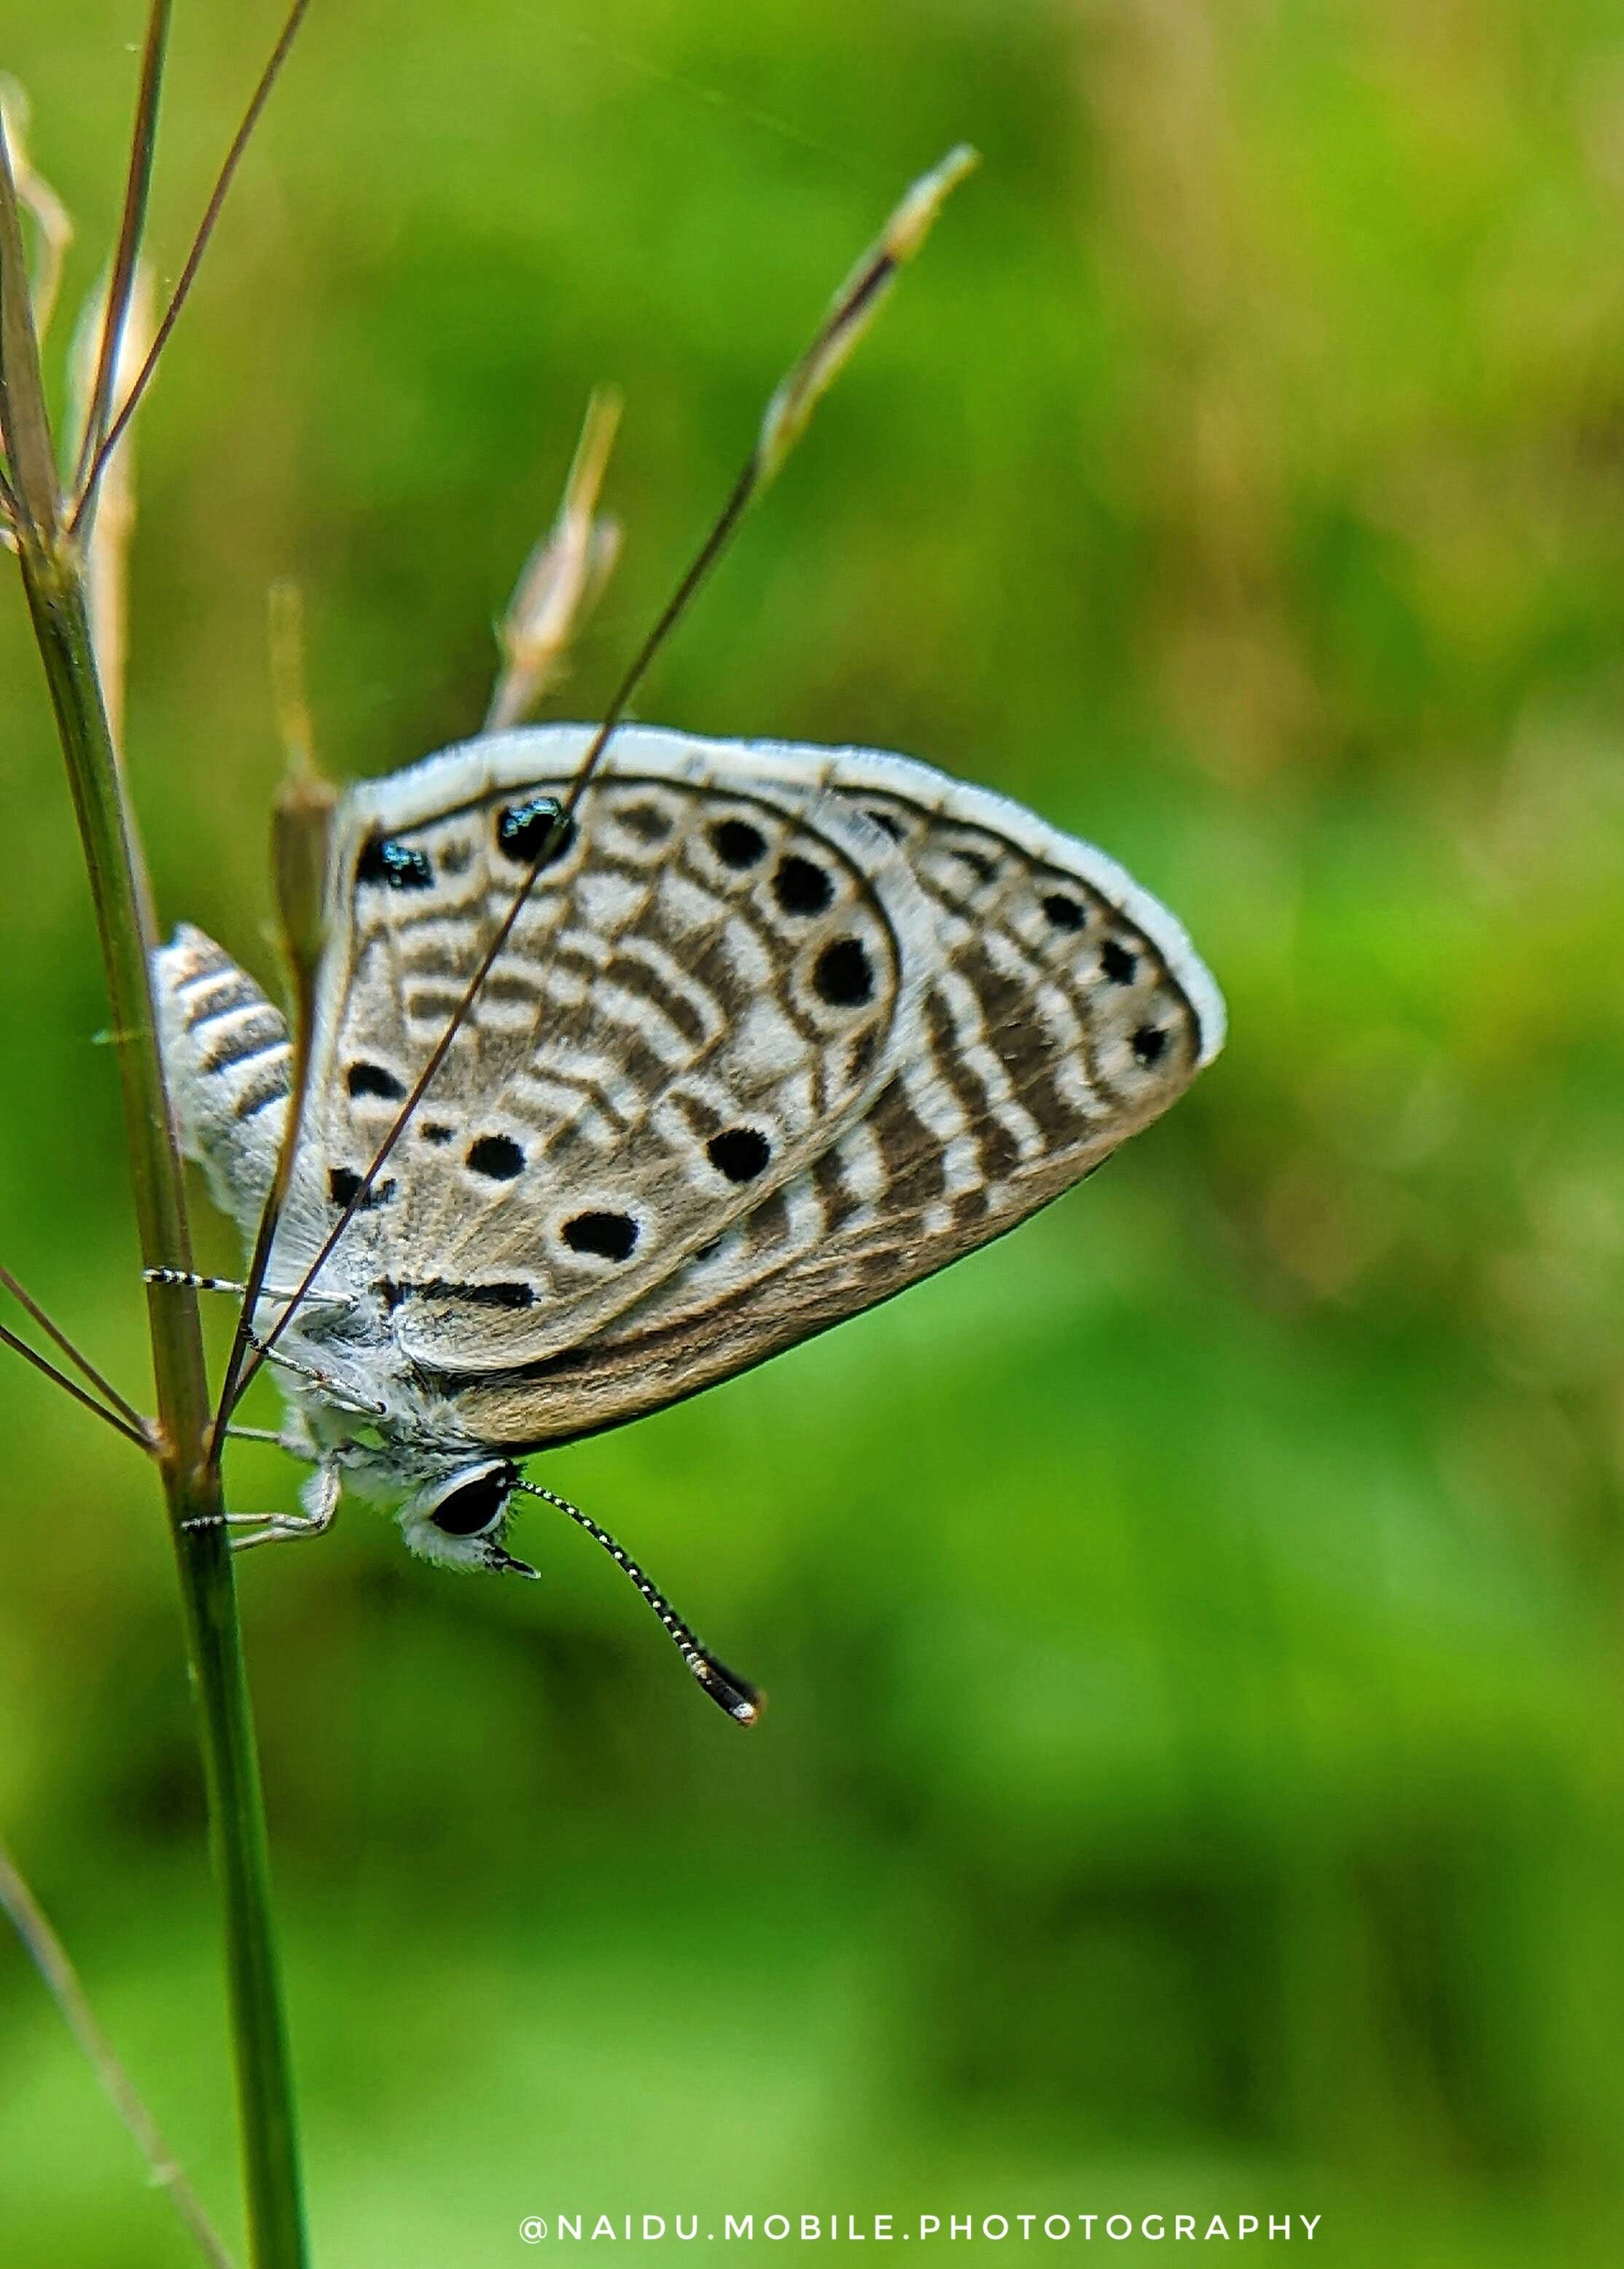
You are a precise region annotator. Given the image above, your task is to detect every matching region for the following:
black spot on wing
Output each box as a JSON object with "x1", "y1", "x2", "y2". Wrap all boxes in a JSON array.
[
  {"x1": 711, "y1": 817, "x2": 767, "y2": 869},
  {"x1": 496, "y1": 796, "x2": 574, "y2": 867},
  {"x1": 773, "y1": 855, "x2": 834, "y2": 916},
  {"x1": 357, "y1": 835, "x2": 434, "y2": 891},
  {"x1": 328, "y1": 1168, "x2": 396, "y2": 1209},
  {"x1": 707, "y1": 1128, "x2": 772, "y2": 1183},
  {"x1": 412, "y1": 1278, "x2": 536, "y2": 1311},
  {"x1": 347, "y1": 1062, "x2": 407, "y2": 1101},
  {"x1": 563, "y1": 1211, "x2": 639, "y2": 1262},
  {"x1": 466, "y1": 1133, "x2": 525, "y2": 1181},
  {"x1": 813, "y1": 937, "x2": 874, "y2": 1007}
]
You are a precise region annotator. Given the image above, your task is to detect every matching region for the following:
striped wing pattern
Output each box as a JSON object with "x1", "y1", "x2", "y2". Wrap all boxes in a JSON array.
[
  {"x1": 293, "y1": 743, "x2": 940, "y2": 1374},
  {"x1": 155, "y1": 727, "x2": 1222, "y2": 1458},
  {"x1": 438, "y1": 735, "x2": 1219, "y2": 1448}
]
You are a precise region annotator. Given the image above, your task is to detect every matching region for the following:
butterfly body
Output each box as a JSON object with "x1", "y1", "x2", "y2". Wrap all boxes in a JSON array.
[{"x1": 155, "y1": 725, "x2": 1223, "y2": 1579}]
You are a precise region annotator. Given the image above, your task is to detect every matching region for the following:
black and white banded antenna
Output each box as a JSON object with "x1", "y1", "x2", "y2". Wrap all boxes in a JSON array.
[
  {"x1": 222, "y1": 142, "x2": 978, "y2": 1422},
  {"x1": 514, "y1": 1480, "x2": 762, "y2": 1727}
]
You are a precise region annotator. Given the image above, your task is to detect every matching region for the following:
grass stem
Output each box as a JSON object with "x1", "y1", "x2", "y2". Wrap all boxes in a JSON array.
[
  {"x1": 0, "y1": 1837, "x2": 237, "y2": 2269},
  {"x1": 0, "y1": 1254, "x2": 148, "y2": 1431},
  {"x1": 15, "y1": 544, "x2": 309, "y2": 2269}
]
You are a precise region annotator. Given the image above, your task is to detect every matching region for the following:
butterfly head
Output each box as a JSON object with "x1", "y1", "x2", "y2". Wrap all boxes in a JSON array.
[{"x1": 397, "y1": 1456, "x2": 539, "y2": 1578}]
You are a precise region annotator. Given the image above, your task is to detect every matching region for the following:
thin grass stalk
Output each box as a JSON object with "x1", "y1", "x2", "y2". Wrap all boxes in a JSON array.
[
  {"x1": 72, "y1": 0, "x2": 313, "y2": 531},
  {"x1": 231, "y1": 141, "x2": 980, "y2": 1408},
  {"x1": 0, "y1": 1318, "x2": 149, "y2": 1448},
  {"x1": 0, "y1": 1838, "x2": 236, "y2": 2269},
  {"x1": 0, "y1": 42, "x2": 311, "y2": 2264},
  {"x1": 3, "y1": 9, "x2": 324, "y2": 2255},
  {"x1": 16, "y1": 540, "x2": 310, "y2": 2269},
  {"x1": 0, "y1": 1254, "x2": 147, "y2": 1430},
  {"x1": 72, "y1": 0, "x2": 171, "y2": 497}
]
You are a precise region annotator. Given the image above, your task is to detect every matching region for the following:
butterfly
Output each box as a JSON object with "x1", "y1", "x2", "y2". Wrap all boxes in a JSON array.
[{"x1": 153, "y1": 722, "x2": 1224, "y2": 1718}]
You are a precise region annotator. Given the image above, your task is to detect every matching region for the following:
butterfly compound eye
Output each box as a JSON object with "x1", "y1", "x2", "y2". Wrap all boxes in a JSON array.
[{"x1": 429, "y1": 1466, "x2": 515, "y2": 1537}]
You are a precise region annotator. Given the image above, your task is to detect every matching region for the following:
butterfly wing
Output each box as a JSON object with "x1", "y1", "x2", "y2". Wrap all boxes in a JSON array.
[
  {"x1": 397, "y1": 730, "x2": 1225, "y2": 1450},
  {"x1": 289, "y1": 730, "x2": 942, "y2": 1369}
]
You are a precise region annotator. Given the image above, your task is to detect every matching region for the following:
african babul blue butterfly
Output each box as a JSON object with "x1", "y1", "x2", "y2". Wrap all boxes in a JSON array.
[
  {"x1": 152, "y1": 727, "x2": 1222, "y2": 1721},
  {"x1": 147, "y1": 152, "x2": 1225, "y2": 1723}
]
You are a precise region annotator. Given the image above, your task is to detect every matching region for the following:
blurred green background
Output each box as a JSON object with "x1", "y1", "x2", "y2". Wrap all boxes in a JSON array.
[{"x1": 2, "y1": 1, "x2": 1623, "y2": 2262}]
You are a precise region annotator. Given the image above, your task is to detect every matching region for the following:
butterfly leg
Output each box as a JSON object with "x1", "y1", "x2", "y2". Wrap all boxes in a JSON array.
[
  {"x1": 222, "y1": 1410, "x2": 351, "y2": 1469},
  {"x1": 187, "y1": 1458, "x2": 343, "y2": 1553},
  {"x1": 243, "y1": 1332, "x2": 389, "y2": 1419},
  {"x1": 225, "y1": 1421, "x2": 340, "y2": 1472}
]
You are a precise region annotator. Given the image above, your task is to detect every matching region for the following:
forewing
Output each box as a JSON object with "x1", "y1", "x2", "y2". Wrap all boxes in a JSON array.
[
  {"x1": 292, "y1": 731, "x2": 937, "y2": 1366},
  {"x1": 432, "y1": 735, "x2": 1224, "y2": 1449}
]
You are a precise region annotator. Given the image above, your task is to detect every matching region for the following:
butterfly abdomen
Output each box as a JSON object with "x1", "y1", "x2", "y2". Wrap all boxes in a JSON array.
[{"x1": 153, "y1": 925, "x2": 293, "y2": 1235}]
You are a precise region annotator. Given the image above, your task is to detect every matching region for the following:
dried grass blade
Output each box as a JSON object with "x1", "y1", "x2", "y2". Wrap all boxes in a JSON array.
[
  {"x1": 227, "y1": 144, "x2": 977, "y2": 1405},
  {"x1": 0, "y1": 106, "x2": 59, "y2": 544},
  {"x1": 72, "y1": 0, "x2": 172, "y2": 496},
  {"x1": 0, "y1": 1256, "x2": 147, "y2": 1432},
  {"x1": 0, "y1": 1321, "x2": 150, "y2": 1450},
  {"x1": 0, "y1": 1838, "x2": 236, "y2": 2268},
  {"x1": 72, "y1": 0, "x2": 313, "y2": 533}
]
